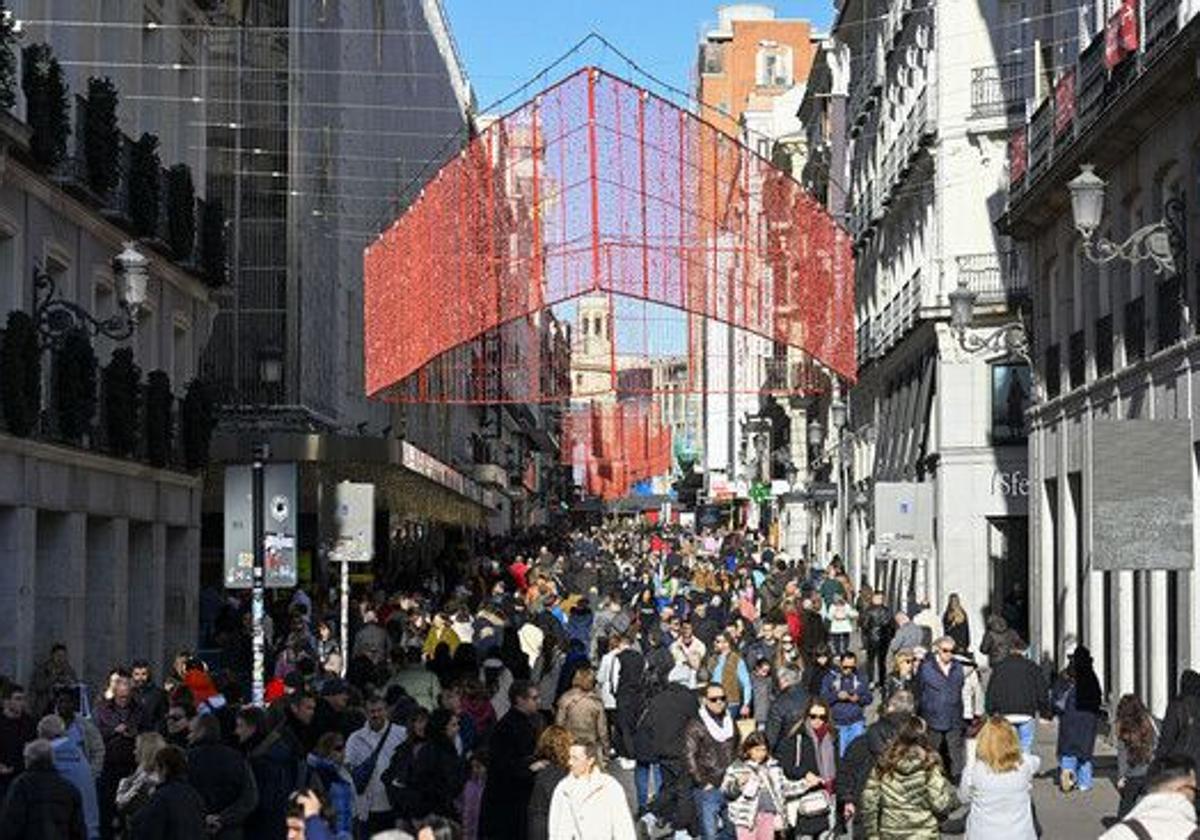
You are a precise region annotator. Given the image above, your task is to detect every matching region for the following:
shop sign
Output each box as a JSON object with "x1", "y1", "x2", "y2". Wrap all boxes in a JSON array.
[{"x1": 992, "y1": 469, "x2": 1030, "y2": 498}]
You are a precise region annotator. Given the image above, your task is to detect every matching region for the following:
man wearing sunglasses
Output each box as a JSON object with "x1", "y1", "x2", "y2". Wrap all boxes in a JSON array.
[
  {"x1": 820, "y1": 652, "x2": 873, "y2": 758},
  {"x1": 684, "y1": 684, "x2": 741, "y2": 840},
  {"x1": 916, "y1": 636, "x2": 966, "y2": 781}
]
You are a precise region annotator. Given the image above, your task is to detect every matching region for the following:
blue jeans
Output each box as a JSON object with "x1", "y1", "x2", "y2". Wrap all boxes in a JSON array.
[
  {"x1": 1014, "y1": 718, "x2": 1036, "y2": 754},
  {"x1": 634, "y1": 762, "x2": 660, "y2": 812},
  {"x1": 693, "y1": 785, "x2": 734, "y2": 840},
  {"x1": 1060, "y1": 754, "x2": 1094, "y2": 790},
  {"x1": 838, "y1": 719, "x2": 866, "y2": 758}
]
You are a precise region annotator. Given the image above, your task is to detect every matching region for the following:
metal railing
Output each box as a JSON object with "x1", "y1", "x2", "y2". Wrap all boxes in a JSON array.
[
  {"x1": 955, "y1": 251, "x2": 1028, "y2": 301},
  {"x1": 970, "y1": 62, "x2": 1025, "y2": 120},
  {"x1": 1145, "y1": 0, "x2": 1183, "y2": 59}
]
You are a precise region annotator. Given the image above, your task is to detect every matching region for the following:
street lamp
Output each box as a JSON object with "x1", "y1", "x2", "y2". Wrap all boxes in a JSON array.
[
  {"x1": 33, "y1": 241, "x2": 147, "y2": 349},
  {"x1": 830, "y1": 396, "x2": 848, "y2": 432},
  {"x1": 1069, "y1": 163, "x2": 1183, "y2": 275},
  {"x1": 948, "y1": 278, "x2": 1032, "y2": 365},
  {"x1": 258, "y1": 347, "x2": 283, "y2": 385},
  {"x1": 806, "y1": 418, "x2": 824, "y2": 449}
]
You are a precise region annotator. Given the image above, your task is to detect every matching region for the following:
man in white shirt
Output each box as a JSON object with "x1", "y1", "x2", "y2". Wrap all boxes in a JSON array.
[
  {"x1": 669, "y1": 621, "x2": 707, "y2": 671},
  {"x1": 345, "y1": 695, "x2": 406, "y2": 837}
]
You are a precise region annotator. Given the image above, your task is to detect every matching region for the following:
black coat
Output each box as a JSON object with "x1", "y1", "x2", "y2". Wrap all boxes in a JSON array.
[
  {"x1": 646, "y1": 683, "x2": 699, "y2": 761},
  {"x1": 131, "y1": 779, "x2": 207, "y2": 840},
  {"x1": 480, "y1": 709, "x2": 540, "y2": 840},
  {"x1": 765, "y1": 684, "x2": 809, "y2": 754},
  {"x1": 860, "y1": 605, "x2": 893, "y2": 649},
  {"x1": 0, "y1": 767, "x2": 86, "y2": 840},
  {"x1": 411, "y1": 738, "x2": 466, "y2": 819},
  {"x1": 985, "y1": 654, "x2": 1049, "y2": 718},
  {"x1": 242, "y1": 727, "x2": 306, "y2": 840},
  {"x1": 526, "y1": 764, "x2": 567, "y2": 840},
  {"x1": 187, "y1": 738, "x2": 258, "y2": 840},
  {"x1": 1157, "y1": 671, "x2": 1200, "y2": 766}
]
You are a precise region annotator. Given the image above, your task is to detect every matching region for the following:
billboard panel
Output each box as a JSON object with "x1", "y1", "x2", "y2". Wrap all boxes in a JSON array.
[{"x1": 1093, "y1": 420, "x2": 1192, "y2": 570}]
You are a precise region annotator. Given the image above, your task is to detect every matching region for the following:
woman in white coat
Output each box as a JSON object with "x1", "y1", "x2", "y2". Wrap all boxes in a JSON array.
[
  {"x1": 958, "y1": 716, "x2": 1040, "y2": 840},
  {"x1": 547, "y1": 740, "x2": 636, "y2": 840}
]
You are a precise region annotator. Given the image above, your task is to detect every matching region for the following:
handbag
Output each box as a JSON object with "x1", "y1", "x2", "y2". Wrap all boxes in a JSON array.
[
  {"x1": 785, "y1": 788, "x2": 831, "y2": 824},
  {"x1": 351, "y1": 723, "x2": 392, "y2": 794}
]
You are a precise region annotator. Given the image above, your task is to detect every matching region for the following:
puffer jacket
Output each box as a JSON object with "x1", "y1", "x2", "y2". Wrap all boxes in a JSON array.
[
  {"x1": 684, "y1": 716, "x2": 740, "y2": 789},
  {"x1": 860, "y1": 751, "x2": 957, "y2": 840},
  {"x1": 720, "y1": 759, "x2": 791, "y2": 830}
]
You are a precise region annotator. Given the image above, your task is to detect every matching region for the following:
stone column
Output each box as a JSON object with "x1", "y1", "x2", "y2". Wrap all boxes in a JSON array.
[{"x1": 0, "y1": 507, "x2": 37, "y2": 682}]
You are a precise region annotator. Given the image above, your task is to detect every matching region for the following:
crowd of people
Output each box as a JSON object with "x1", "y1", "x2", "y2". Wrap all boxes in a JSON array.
[{"x1": 0, "y1": 522, "x2": 1198, "y2": 839}]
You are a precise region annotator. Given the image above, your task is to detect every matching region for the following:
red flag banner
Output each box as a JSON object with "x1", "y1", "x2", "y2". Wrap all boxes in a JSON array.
[
  {"x1": 1053, "y1": 69, "x2": 1076, "y2": 137},
  {"x1": 1009, "y1": 126, "x2": 1028, "y2": 184},
  {"x1": 1106, "y1": 0, "x2": 1139, "y2": 69}
]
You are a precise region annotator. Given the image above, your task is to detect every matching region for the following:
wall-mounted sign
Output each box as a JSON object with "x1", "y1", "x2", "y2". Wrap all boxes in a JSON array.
[{"x1": 223, "y1": 463, "x2": 299, "y2": 589}]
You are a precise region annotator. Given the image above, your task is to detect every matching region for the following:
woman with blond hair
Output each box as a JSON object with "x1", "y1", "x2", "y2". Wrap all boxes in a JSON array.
[
  {"x1": 115, "y1": 731, "x2": 165, "y2": 822},
  {"x1": 957, "y1": 716, "x2": 1039, "y2": 839}
]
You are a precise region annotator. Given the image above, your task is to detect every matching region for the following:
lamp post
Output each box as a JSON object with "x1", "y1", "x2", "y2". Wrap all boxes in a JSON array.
[
  {"x1": 33, "y1": 241, "x2": 147, "y2": 349},
  {"x1": 948, "y1": 278, "x2": 1032, "y2": 365},
  {"x1": 1069, "y1": 164, "x2": 1184, "y2": 275}
]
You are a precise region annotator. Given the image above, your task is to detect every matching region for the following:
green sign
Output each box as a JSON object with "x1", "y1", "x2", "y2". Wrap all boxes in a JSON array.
[{"x1": 749, "y1": 482, "x2": 772, "y2": 503}]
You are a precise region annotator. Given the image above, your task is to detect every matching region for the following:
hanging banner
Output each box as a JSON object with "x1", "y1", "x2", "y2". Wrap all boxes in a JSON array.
[
  {"x1": 1105, "y1": 0, "x2": 1138, "y2": 69},
  {"x1": 1053, "y1": 69, "x2": 1076, "y2": 137},
  {"x1": 1008, "y1": 126, "x2": 1028, "y2": 184}
]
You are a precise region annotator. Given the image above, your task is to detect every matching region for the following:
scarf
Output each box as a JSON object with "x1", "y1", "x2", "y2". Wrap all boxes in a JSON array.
[
  {"x1": 807, "y1": 722, "x2": 836, "y2": 791},
  {"x1": 699, "y1": 706, "x2": 734, "y2": 742}
]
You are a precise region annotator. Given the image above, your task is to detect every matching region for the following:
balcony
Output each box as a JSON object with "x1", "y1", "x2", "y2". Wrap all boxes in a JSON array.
[
  {"x1": 1145, "y1": 0, "x2": 1183, "y2": 59},
  {"x1": 1095, "y1": 314, "x2": 1114, "y2": 376},
  {"x1": 870, "y1": 277, "x2": 922, "y2": 359},
  {"x1": 1027, "y1": 99, "x2": 1052, "y2": 181},
  {"x1": 955, "y1": 251, "x2": 1028, "y2": 303},
  {"x1": 970, "y1": 62, "x2": 1025, "y2": 121}
]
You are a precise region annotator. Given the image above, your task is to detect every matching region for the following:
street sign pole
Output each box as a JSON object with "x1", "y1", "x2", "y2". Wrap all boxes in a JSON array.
[
  {"x1": 250, "y1": 443, "x2": 269, "y2": 706},
  {"x1": 340, "y1": 555, "x2": 349, "y2": 678}
]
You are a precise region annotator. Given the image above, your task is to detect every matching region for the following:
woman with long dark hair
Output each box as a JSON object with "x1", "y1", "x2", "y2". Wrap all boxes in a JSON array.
[
  {"x1": 777, "y1": 698, "x2": 839, "y2": 839},
  {"x1": 1114, "y1": 694, "x2": 1158, "y2": 817},
  {"x1": 1052, "y1": 646, "x2": 1103, "y2": 793},
  {"x1": 411, "y1": 709, "x2": 467, "y2": 821},
  {"x1": 861, "y1": 717, "x2": 957, "y2": 839}
]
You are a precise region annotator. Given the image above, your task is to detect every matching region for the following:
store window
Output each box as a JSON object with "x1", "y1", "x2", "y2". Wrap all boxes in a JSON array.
[{"x1": 990, "y1": 363, "x2": 1032, "y2": 443}]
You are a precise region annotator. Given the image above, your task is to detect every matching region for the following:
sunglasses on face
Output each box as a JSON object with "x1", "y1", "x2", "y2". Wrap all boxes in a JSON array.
[
  {"x1": 706, "y1": 695, "x2": 727, "y2": 703},
  {"x1": 808, "y1": 713, "x2": 827, "y2": 720}
]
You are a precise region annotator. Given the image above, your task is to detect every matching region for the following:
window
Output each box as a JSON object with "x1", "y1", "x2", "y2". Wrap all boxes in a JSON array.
[
  {"x1": 701, "y1": 42, "x2": 725, "y2": 75},
  {"x1": 0, "y1": 230, "x2": 15, "y2": 315},
  {"x1": 757, "y1": 45, "x2": 793, "y2": 87},
  {"x1": 173, "y1": 317, "x2": 190, "y2": 386},
  {"x1": 991, "y1": 364, "x2": 1031, "y2": 442}
]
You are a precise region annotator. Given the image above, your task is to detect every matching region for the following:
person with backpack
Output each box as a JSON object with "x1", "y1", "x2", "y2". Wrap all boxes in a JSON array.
[{"x1": 1099, "y1": 754, "x2": 1200, "y2": 840}]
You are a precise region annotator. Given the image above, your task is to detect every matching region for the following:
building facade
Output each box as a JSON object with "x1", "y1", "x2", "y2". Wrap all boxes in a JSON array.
[
  {"x1": 695, "y1": 4, "x2": 819, "y2": 540},
  {"x1": 0, "y1": 96, "x2": 215, "y2": 686},
  {"x1": 832, "y1": 0, "x2": 1032, "y2": 617},
  {"x1": 200, "y1": 2, "x2": 551, "y2": 579},
  {"x1": 1000, "y1": 2, "x2": 1200, "y2": 714}
]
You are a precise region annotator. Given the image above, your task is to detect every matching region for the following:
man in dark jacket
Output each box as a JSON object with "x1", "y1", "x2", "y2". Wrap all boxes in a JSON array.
[
  {"x1": 95, "y1": 673, "x2": 143, "y2": 839},
  {"x1": 236, "y1": 705, "x2": 302, "y2": 840},
  {"x1": 186, "y1": 715, "x2": 258, "y2": 840},
  {"x1": 684, "y1": 683, "x2": 741, "y2": 840},
  {"x1": 1155, "y1": 670, "x2": 1200, "y2": 769},
  {"x1": 860, "y1": 592, "x2": 894, "y2": 688},
  {"x1": 643, "y1": 666, "x2": 699, "y2": 830},
  {"x1": 821, "y1": 652, "x2": 873, "y2": 757},
  {"x1": 917, "y1": 637, "x2": 965, "y2": 780},
  {"x1": 765, "y1": 668, "x2": 808, "y2": 754},
  {"x1": 131, "y1": 745, "x2": 206, "y2": 840},
  {"x1": 130, "y1": 661, "x2": 168, "y2": 733},
  {"x1": 614, "y1": 634, "x2": 647, "y2": 763},
  {"x1": 985, "y1": 642, "x2": 1050, "y2": 754},
  {"x1": 0, "y1": 683, "x2": 36, "y2": 803},
  {"x1": 0, "y1": 739, "x2": 86, "y2": 840},
  {"x1": 480, "y1": 680, "x2": 542, "y2": 840}
]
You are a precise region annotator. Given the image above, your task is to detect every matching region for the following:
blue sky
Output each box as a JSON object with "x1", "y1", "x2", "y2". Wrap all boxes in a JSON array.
[{"x1": 443, "y1": 1, "x2": 836, "y2": 111}]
